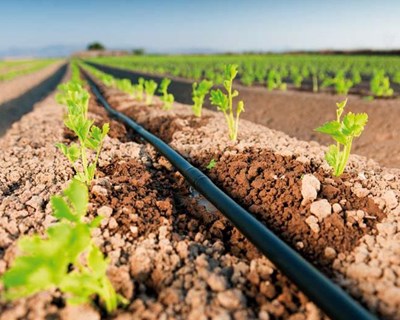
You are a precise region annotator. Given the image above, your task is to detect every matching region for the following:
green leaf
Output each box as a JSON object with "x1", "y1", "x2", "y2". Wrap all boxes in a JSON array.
[
  {"x1": 325, "y1": 145, "x2": 341, "y2": 172},
  {"x1": 159, "y1": 78, "x2": 171, "y2": 93},
  {"x1": 224, "y1": 64, "x2": 238, "y2": 81},
  {"x1": 342, "y1": 112, "x2": 368, "y2": 137},
  {"x1": 60, "y1": 272, "x2": 100, "y2": 304},
  {"x1": 89, "y1": 215, "x2": 103, "y2": 228},
  {"x1": 64, "y1": 223, "x2": 92, "y2": 261},
  {"x1": 206, "y1": 159, "x2": 217, "y2": 170},
  {"x1": 56, "y1": 143, "x2": 68, "y2": 156},
  {"x1": 74, "y1": 171, "x2": 86, "y2": 183},
  {"x1": 237, "y1": 101, "x2": 245, "y2": 114},
  {"x1": 67, "y1": 144, "x2": 80, "y2": 163},
  {"x1": 51, "y1": 196, "x2": 78, "y2": 222},
  {"x1": 336, "y1": 98, "x2": 347, "y2": 118},
  {"x1": 210, "y1": 89, "x2": 228, "y2": 111},
  {"x1": 91, "y1": 126, "x2": 102, "y2": 141},
  {"x1": 102, "y1": 123, "x2": 110, "y2": 137},
  {"x1": 87, "y1": 245, "x2": 108, "y2": 278},
  {"x1": 315, "y1": 120, "x2": 341, "y2": 135},
  {"x1": 63, "y1": 179, "x2": 88, "y2": 219},
  {"x1": 85, "y1": 163, "x2": 95, "y2": 182},
  {"x1": 75, "y1": 118, "x2": 93, "y2": 143}
]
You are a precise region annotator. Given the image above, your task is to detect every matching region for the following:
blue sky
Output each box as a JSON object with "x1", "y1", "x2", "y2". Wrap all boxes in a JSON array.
[{"x1": 1, "y1": 0, "x2": 400, "y2": 55}]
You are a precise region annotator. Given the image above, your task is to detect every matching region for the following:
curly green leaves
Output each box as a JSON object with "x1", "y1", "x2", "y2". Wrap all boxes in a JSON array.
[
  {"x1": 210, "y1": 89, "x2": 229, "y2": 112},
  {"x1": 1, "y1": 180, "x2": 125, "y2": 312},
  {"x1": 158, "y1": 78, "x2": 174, "y2": 110},
  {"x1": 370, "y1": 70, "x2": 393, "y2": 97},
  {"x1": 315, "y1": 99, "x2": 368, "y2": 176},
  {"x1": 210, "y1": 64, "x2": 245, "y2": 141},
  {"x1": 56, "y1": 78, "x2": 109, "y2": 186},
  {"x1": 192, "y1": 79, "x2": 213, "y2": 117},
  {"x1": 144, "y1": 79, "x2": 158, "y2": 105}
]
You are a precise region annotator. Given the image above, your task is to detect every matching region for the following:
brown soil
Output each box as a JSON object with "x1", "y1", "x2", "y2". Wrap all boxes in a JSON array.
[
  {"x1": 195, "y1": 148, "x2": 384, "y2": 268},
  {"x1": 120, "y1": 100, "x2": 385, "y2": 270},
  {"x1": 1, "y1": 70, "x2": 399, "y2": 319},
  {"x1": 0, "y1": 77, "x2": 328, "y2": 319},
  {"x1": 85, "y1": 88, "x2": 326, "y2": 319},
  {"x1": 231, "y1": 87, "x2": 400, "y2": 169},
  {"x1": 99, "y1": 83, "x2": 400, "y2": 319}
]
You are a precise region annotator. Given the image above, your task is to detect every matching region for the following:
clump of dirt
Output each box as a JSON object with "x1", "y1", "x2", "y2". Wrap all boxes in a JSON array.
[{"x1": 91, "y1": 157, "x2": 175, "y2": 238}]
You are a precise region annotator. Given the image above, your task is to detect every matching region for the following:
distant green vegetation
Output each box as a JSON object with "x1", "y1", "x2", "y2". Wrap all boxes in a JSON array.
[
  {"x1": 88, "y1": 54, "x2": 400, "y2": 97},
  {"x1": 0, "y1": 59, "x2": 58, "y2": 82}
]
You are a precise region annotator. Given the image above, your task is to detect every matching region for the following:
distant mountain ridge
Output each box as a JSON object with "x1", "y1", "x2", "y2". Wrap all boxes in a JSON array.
[
  {"x1": 0, "y1": 45, "x2": 84, "y2": 58},
  {"x1": 1, "y1": 44, "x2": 400, "y2": 59}
]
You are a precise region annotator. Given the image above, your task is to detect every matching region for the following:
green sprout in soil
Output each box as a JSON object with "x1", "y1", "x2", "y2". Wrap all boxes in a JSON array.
[
  {"x1": 210, "y1": 64, "x2": 245, "y2": 141},
  {"x1": 134, "y1": 77, "x2": 145, "y2": 101},
  {"x1": 315, "y1": 99, "x2": 368, "y2": 177},
  {"x1": 370, "y1": 70, "x2": 393, "y2": 98},
  {"x1": 267, "y1": 69, "x2": 286, "y2": 91},
  {"x1": 321, "y1": 70, "x2": 354, "y2": 95},
  {"x1": 1, "y1": 179, "x2": 126, "y2": 313},
  {"x1": 116, "y1": 78, "x2": 134, "y2": 96},
  {"x1": 206, "y1": 158, "x2": 217, "y2": 170},
  {"x1": 143, "y1": 79, "x2": 157, "y2": 105},
  {"x1": 158, "y1": 78, "x2": 174, "y2": 110},
  {"x1": 192, "y1": 79, "x2": 213, "y2": 117},
  {"x1": 56, "y1": 81, "x2": 109, "y2": 186}
]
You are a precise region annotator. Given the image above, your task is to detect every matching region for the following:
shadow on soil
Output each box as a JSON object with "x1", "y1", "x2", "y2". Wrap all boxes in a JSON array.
[{"x1": 0, "y1": 64, "x2": 68, "y2": 137}]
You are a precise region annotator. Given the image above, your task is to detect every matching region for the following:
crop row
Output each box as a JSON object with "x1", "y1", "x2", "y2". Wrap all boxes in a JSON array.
[
  {"x1": 89, "y1": 54, "x2": 400, "y2": 97},
  {"x1": 0, "y1": 60, "x2": 369, "y2": 314},
  {"x1": 0, "y1": 59, "x2": 59, "y2": 82},
  {"x1": 82, "y1": 61, "x2": 368, "y2": 177},
  {"x1": 1, "y1": 62, "x2": 126, "y2": 313}
]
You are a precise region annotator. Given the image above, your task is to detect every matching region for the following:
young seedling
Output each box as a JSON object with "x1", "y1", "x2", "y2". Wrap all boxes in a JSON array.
[
  {"x1": 56, "y1": 81, "x2": 109, "y2": 186},
  {"x1": 133, "y1": 77, "x2": 145, "y2": 101},
  {"x1": 315, "y1": 99, "x2": 368, "y2": 177},
  {"x1": 351, "y1": 70, "x2": 362, "y2": 85},
  {"x1": 192, "y1": 79, "x2": 213, "y2": 117},
  {"x1": 240, "y1": 72, "x2": 255, "y2": 86},
  {"x1": 144, "y1": 79, "x2": 157, "y2": 105},
  {"x1": 322, "y1": 70, "x2": 353, "y2": 95},
  {"x1": 101, "y1": 74, "x2": 115, "y2": 87},
  {"x1": 290, "y1": 66, "x2": 303, "y2": 88},
  {"x1": 310, "y1": 67, "x2": 319, "y2": 93},
  {"x1": 158, "y1": 78, "x2": 174, "y2": 110},
  {"x1": 206, "y1": 158, "x2": 217, "y2": 170},
  {"x1": 70, "y1": 61, "x2": 84, "y2": 84},
  {"x1": 267, "y1": 69, "x2": 286, "y2": 91},
  {"x1": 370, "y1": 70, "x2": 393, "y2": 97},
  {"x1": 116, "y1": 78, "x2": 134, "y2": 96},
  {"x1": 210, "y1": 64, "x2": 245, "y2": 141},
  {"x1": 1, "y1": 179, "x2": 126, "y2": 313}
]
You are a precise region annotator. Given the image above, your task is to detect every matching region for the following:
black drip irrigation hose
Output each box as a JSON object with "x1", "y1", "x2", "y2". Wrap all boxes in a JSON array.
[{"x1": 82, "y1": 70, "x2": 377, "y2": 320}]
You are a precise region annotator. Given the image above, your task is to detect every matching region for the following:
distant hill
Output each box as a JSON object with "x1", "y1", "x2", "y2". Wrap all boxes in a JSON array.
[
  {"x1": 1, "y1": 45, "x2": 399, "y2": 59},
  {"x1": 0, "y1": 45, "x2": 84, "y2": 58}
]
